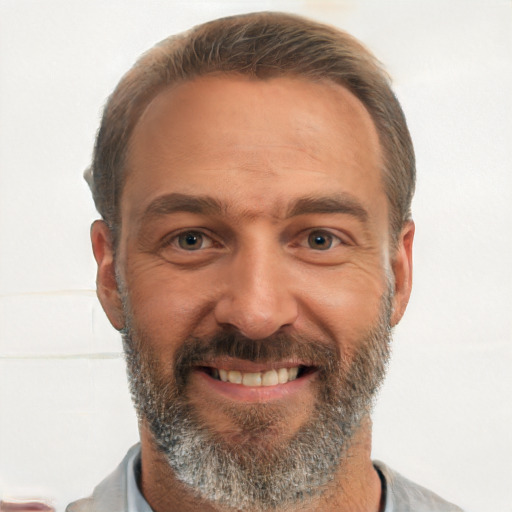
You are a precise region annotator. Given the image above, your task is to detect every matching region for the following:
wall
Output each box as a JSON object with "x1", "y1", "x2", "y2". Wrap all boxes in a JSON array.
[{"x1": 0, "y1": 1, "x2": 511, "y2": 511}]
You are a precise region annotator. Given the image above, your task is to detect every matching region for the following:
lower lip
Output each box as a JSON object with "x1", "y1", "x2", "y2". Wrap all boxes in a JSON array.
[{"x1": 192, "y1": 370, "x2": 316, "y2": 403}]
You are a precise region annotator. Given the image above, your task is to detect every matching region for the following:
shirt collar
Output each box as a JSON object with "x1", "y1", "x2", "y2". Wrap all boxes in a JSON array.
[
  {"x1": 125, "y1": 446, "x2": 393, "y2": 512},
  {"x1": 126, "y1": 446, "x2": 153, "y2": 512}
]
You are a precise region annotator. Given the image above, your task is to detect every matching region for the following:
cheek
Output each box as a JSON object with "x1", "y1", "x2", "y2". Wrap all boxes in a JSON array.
[
  {"x1": 294, "y1": 265, "x2": 387, "y2": 344},
  {"x1": 121, "y1": 247, "x2": 390, "y2": 358},
  {"x1": 123, "y1": 261, "x2": 217, "y2": 354}
]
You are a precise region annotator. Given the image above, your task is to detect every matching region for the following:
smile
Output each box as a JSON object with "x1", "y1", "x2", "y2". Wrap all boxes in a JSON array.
[
  {"x1": 192, "y1": 359, "x2": 317, "y2": 402},
  {"x1": 210, "y1": 366, "x2": 300, "y2": 387}
]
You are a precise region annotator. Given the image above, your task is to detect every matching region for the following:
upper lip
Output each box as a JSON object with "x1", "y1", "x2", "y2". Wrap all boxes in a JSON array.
[{"x1": 196, "y1": 357, "x2": 311, "y2": 373}]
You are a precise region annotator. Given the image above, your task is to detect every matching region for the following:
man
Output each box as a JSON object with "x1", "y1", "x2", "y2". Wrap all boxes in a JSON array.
[{"x1": 67, "y1": 12, "x2": 463, "y2": 512}]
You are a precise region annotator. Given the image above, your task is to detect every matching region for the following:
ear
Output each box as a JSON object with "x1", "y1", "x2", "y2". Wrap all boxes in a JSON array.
[
  {"x1": 390, "y1": 220, "x2": 415, "y2": 327},
  {"x1": 91, "y1": 220, "x2": 125, "y2": 330}
]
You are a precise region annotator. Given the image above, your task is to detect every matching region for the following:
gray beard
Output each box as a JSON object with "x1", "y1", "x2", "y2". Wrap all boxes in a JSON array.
[{"x1": 121, "y1": 292, "x2": 392, "y2": 511}]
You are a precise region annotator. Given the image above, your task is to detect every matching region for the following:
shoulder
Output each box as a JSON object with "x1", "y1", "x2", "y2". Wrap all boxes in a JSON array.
[
  {"x1": 374, "y1": 461, "x2": 464, "y2": 512},
  {"x1": 66, "y1": 497, "x2": 95, "y2": 512},
  {"x1": 66, "y1": 444, "x2": 141, "y2": 512}
]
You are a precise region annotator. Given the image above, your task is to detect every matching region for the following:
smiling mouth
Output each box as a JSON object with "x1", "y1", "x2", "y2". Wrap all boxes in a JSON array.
[{"x1": 198, "y1": 365, "x2": 314, "y2": 387}]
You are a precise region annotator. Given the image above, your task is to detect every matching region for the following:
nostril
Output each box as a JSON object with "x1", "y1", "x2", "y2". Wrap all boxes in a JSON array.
[{"x1": 213, "y1": 290, "x2": 299, "y2": 340}]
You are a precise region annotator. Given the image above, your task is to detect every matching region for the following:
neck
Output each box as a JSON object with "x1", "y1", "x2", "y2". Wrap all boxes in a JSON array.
[{"x1": 138, "y1": 416, "x2": 383, "y2": 512}]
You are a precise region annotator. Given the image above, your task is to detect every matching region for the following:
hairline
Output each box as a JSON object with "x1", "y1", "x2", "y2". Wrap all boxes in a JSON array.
[
  {"x1": 111, "y1": 71, "x2": 401, "y2": 247},
  {"x1": 91, "y1": 13, "x2": 415, "y2": 250}
]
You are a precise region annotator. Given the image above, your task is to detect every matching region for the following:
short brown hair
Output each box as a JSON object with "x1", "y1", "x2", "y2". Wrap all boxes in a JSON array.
[{"x1": 88, "y1": 11, "x2": 415, "y2": 243}]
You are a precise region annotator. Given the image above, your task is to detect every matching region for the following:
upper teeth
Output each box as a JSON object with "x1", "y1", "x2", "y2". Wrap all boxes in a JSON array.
[{"x1": 215, "y1": 367, "x2": 299, "y2": 386}]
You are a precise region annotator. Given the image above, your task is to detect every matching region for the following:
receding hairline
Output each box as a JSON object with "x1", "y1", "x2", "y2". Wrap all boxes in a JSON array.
[
  {"x1": 89, "y1": 11, "x2": 415, "y2": 245},
  {"x1": 117, "y1": 73, "x2": 386, "y2": 237},
  {"x1": 124, "y1": 71, "x2": 383, "y2": 166}
]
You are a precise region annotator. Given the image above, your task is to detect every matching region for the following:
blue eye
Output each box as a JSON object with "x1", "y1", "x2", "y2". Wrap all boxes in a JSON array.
[
  {"x1": 307, "y1": 231, "x2": 334, "y2": 250},
  {"x1": 177, "y1": 231, "x2": 206, "y2": 250}
]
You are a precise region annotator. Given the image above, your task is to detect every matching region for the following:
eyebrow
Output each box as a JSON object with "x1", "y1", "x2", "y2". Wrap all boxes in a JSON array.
[
  {"x1": 141, "y1": 192, "x2": 368, "y2": 223},
  {"x1": 285, "y1": 194, "x2": 369, "y2": 222},
  {"x1": 142, "y1": 193, "x2": 223, "y2": 220}
]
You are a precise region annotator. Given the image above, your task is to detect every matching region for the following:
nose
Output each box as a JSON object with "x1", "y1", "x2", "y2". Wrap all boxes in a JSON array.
[{"x1": 214, "y1": 244, "x2": 299, "y2": 339}]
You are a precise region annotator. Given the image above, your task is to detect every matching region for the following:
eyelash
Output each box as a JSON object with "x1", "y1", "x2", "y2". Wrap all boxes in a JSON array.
[
  {"x1": 301, "y1": 229, "x2": 344, "y2": 251},
  {"x1": 163, "y1": 230, "x2": 218, "y2": 251},
  {"x1": 162, "y1": 228, "x2": 347, "y2": 252}
]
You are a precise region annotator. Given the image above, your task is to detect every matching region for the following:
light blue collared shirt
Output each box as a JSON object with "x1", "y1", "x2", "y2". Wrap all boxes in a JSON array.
[
  {"x1": 126, "y1": 447, "x2": 152, "y2": 512},
  {"x1": 68, "y1": 443, "x2": 463, "y2": 512},
  {"x1": 125, "y1": 446, "x2": 394, "y2": 512}
]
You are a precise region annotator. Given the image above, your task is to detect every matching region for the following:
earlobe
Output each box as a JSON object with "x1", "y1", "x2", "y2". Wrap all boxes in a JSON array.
[
  {"x1": 91, "y1": 220, "x2": 125, "y2": 331},
  {"x1": 390, "y1": 220, "x2": 415, "y2": 327}
]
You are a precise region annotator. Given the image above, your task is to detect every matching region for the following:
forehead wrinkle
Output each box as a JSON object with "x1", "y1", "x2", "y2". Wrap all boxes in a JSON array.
[
  {"x1": 229, "y1": 205, "x2": 282, "y2": 224},
  {"x1": 139, "y1": 192, "x2": 279, "y2": 226},
  {"x1": 139, "y1": 192, "x2": 372, "y2": 227}
]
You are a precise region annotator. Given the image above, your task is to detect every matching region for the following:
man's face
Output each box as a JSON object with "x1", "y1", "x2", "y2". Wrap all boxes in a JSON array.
[{"x1": 93, "y1": 75, "x2": 413, "y2": 509}]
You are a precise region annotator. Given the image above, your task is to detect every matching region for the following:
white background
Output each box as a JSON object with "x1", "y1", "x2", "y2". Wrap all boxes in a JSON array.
[{"x1": 0, "y1": 1, "x2": 511, "y2": 511}]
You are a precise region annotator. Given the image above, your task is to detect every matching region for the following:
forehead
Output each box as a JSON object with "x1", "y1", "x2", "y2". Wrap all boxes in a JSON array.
[{"x1": 122, "y1": 74, "x2": 385, "y2": 223}]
